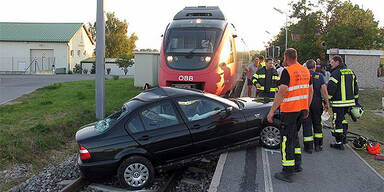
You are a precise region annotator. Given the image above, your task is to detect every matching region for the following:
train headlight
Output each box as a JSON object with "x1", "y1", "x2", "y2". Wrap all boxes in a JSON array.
[
  {"x1": 205, "y1": 56, "x2": 211, "y2": 63},
  {"x1": 167, "y1": 56, "x2": 173, "y2": 62}
]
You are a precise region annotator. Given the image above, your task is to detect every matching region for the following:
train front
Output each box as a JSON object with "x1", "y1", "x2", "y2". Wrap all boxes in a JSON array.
[{"x1": 159, "y1": 7, "x2": 238, "y2": 96}]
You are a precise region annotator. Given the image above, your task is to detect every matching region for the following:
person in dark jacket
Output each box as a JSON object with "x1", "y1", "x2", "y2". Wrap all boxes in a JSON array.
[
  {"x1": 302, "y1": 60, "x2": 330, "y2": 153},
  {"x1": 252, "y1": 58, "x2": 279, "y2": 98},
  {"x1": 327, "y1": 55, "x2": 359, "y2": 150}
]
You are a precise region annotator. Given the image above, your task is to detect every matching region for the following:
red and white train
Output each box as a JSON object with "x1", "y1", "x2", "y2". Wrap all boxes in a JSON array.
[{"x1": 158, "y1": 6, "x2": 250, "y2": 96}]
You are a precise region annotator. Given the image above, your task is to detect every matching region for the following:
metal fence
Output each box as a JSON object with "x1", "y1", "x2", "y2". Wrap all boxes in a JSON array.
[{"x1": 0, "y1": 57, "x2": 56, "y2": 74}]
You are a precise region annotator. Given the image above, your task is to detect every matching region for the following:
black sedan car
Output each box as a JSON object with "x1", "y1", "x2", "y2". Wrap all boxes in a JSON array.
[{"x1": 76, "y1": 87, "x2": 281, "y2": 190}]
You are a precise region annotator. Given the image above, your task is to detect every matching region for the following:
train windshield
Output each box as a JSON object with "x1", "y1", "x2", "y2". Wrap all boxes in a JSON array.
[
  {"x1": 165, "y1": 28, "x2": 223, "y2": 70},
  {"x1": 165, "y1": 28, "x2": 221, "y2": 54}
]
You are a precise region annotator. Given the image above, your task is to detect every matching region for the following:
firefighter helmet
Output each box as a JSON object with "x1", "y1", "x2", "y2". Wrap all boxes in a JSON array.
[
  {"x1": 366, "y1": 141, "x2": 381, "y2": 155},
  {"x1": 351, "y1": 106, "x2": 364, "y2": 119}
]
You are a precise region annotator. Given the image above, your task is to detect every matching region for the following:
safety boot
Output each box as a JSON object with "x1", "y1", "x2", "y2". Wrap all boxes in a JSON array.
[
  {"x1": 343, "y1": 135, "x2": 348, "y2": 144},
  {"x1": 294, "y1": 164, "x2": 303, "y2": 172},
  {"x1": 314, "y1": 145, "x2": 323, "y2": 152},
  {"x1": 314, "y1": 140, "x2": 323, "y2": 152},
  {"x1": 330, "y1": 143, "x2": 344, "y2": 150},
  {"x1": 304, "y1": 142, "x2": 313, "y2": 154}
]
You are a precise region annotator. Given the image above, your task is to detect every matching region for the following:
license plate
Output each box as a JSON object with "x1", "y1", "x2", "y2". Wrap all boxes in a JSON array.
[{"x1": 173, "y1": 84, "x2": 194, "y2": 89}]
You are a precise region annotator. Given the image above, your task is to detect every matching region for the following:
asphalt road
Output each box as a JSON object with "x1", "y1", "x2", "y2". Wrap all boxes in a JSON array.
[
  {"x1": 0, "y1": 75, "x2": 97, "y2": 104},
  {"x1": 216, "y1": 129, "x2": 384, "y2": 192}
]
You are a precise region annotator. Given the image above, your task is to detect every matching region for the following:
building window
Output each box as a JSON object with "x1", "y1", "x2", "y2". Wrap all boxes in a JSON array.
[
  {"x1": 83, "y1": 50, "x2": 87, "y2": 56},
  {"x1": 70, "y1": 50, "x2": 74, "y2": 56},
  {"x1": 77, "y1": 50, "x2": 81, "y2": 56}
]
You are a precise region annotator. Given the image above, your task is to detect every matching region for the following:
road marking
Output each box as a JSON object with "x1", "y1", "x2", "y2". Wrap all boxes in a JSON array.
[
  {"x1": 262, "y1": 148, "x2": 273, "y2": 192},
  {"x1": 264, "y1": 149, "x2": 281, "y2": 155},
  {"x1": 208, "y1": 152, "x2": 228, "y2": 192}
]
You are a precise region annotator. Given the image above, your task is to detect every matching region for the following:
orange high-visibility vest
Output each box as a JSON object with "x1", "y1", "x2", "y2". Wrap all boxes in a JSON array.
[{"x1": 280, "y1": 63, "x2": 310, "y2": 112}]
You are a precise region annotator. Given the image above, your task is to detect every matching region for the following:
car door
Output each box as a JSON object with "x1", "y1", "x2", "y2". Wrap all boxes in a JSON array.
[
  {"x1": 125, "y1": 100, "x2": 193, "y2": 163},
  {"x1": 175, "y1": 96, "x2": 245, "y2": 153}
]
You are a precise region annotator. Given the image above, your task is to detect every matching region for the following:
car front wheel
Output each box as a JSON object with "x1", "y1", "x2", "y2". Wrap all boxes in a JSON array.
[
  {"x1": 260, "y1": 123, "x2": 281, "y2": 149},
  {"x1": 117, "y1": 156, "x2": 154, "y2": 190}
]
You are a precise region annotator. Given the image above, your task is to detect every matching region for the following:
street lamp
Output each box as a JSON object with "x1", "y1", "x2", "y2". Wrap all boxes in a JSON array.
[{"x1": 273, "y1": 7, "x2": 288, "y2": 51}]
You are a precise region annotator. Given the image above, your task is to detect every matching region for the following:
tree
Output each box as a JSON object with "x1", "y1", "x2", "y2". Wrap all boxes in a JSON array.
[
  {"x1": 117, "y1": 53, "x2": 134, "y2": 75},
  {"x1": 268, "y1": 0, "x2": 383, "y2": 63},
  {"x1": 324, "y1": 1, "x2": 381, "y2": 49},
  {"x1": 73, "y1": 64, "x2": 82, "y2": 74},
  {"x1": 87, "y1": 12, "x2": 138, "y2": 58},
  {"x1": 87, "y1": 22, "x2": 96, "y2": 41}
]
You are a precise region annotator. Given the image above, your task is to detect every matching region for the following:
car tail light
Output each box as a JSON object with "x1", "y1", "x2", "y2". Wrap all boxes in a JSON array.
[{"x1": 79, "y1": 146, "x2": 91, "y2": 160}]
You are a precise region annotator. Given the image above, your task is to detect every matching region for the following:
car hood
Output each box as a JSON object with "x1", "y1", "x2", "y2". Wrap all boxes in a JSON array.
[
  {"x1": 235, "y1": 97, "x2": 273, "y2": 109},
  {"x1": 75, "y1": 122, "x2": 102, "y2": 143}
]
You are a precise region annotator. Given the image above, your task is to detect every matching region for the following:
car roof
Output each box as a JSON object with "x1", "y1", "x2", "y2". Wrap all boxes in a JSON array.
[{"x1": 132, "y1": 87, "x2": 204, "y2": 102}]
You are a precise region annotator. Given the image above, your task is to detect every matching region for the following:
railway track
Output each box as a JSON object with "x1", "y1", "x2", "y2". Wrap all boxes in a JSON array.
[{"x1": 59, "y1": 166, "x2": 191, "y2": 192}]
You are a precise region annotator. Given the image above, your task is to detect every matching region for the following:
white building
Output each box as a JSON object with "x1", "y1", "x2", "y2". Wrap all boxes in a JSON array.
[
  {"x1": 327, "y1": 49, "x2": 384, "y2": 88},
  {"x1": 80, "y1": 58, "x2": 135, "y2": 76},
  {"x1": 0, "y1": 22, "x2": 95, "y2": 74}
]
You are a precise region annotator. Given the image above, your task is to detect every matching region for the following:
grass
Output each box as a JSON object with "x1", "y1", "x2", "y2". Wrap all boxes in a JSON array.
[
  {"x1": 347, "y1": 89, "x2": 384, "y2": 177},
  {"x1": 0, "y1": 78, "x2": 142, "y2": 172}
]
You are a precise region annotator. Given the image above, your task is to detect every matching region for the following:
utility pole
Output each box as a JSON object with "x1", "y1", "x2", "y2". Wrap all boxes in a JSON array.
[
  {"x1": 285, "y1": 14, "x2": 288, "y2": 50},
  {"x1": 273, "y1": 7, "x2": 288, "y2": 50},
  {"x1": 96, "y1": 0, "x2": 105, "y2": 120}
]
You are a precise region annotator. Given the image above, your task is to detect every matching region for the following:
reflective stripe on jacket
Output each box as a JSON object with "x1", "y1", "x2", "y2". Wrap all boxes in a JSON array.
[
  {"x1": 327, "y1": 64, "x2": 358, "y2": 107},
  {"x1": 280, "y1": 63, "x2": 311, "y2": 112},
  {"x1": 251, "y1": 67, "x2": 279, "y2": 93}
]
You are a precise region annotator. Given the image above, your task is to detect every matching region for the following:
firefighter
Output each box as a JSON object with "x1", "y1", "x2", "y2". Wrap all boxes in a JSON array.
[
  {"x1": 259, "y1": 55, "x2": 266, "y2": 68},
  {"x1": 327, "y1": 55, "x2": 359, "y2": 150},
  {"x1": 267, "y1": 48, "x2": 313, "y2": 183},
  {"x1": 252, "y1": 58, "x2": 279, "y2": 98},
  {"x1": 302, "y1": 59, "x2": 330, "y2": 153}
]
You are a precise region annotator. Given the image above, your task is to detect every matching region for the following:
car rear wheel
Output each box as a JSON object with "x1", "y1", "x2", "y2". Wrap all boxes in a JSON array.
[
  {"x1": 117, "y1": 156, "x2": 154, "y2": 190},
  {"x1": 260, "y1": 124, "x2": 281, "y2": 149}
]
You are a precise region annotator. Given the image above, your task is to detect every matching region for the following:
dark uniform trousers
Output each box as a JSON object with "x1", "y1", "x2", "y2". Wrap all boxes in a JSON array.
[
  {"x1": 302, "y1": 100, "x2": 323, "y2": 149},
  {"x1": 331, "y1": 107, "x2": 348, "y2": 143},
  {"x1": 280, "y1": 110, "x2": 305, "y2": 171}
]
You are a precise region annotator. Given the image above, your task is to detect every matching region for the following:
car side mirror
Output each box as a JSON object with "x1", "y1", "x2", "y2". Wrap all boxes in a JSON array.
[{"x1": 225, "y1": 106, "x2": 233, "y2": 116}]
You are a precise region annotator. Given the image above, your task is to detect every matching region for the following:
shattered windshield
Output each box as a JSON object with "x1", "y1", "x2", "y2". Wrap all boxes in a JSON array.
[
  {"x1": 95, "y1": 118, "x2": 113, "y2": 132},
  {"x1": 94, "y1": 99, "x2": 143, "y2": 132}
]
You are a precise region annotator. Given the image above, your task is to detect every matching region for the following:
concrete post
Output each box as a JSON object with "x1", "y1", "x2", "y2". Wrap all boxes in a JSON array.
[{"x1": 95, "y1": 0, "x2": 105, "y2": 120}]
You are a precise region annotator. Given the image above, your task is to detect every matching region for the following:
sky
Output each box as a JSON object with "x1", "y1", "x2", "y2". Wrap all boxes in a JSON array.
[{"x1": 1, "y1": 0, "x2": 383, "y2": 51}]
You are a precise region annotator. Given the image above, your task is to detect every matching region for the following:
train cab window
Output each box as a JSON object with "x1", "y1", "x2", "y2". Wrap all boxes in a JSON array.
[
  {"x1": 164, "y1": 28, "x2": 223, "y2": 70},
  {"x1": 140, "y1": 101, "x2": 180, "y2": 130},
  {"x1": 166, "y1": 29, "x2": 220, "y2": 54}
]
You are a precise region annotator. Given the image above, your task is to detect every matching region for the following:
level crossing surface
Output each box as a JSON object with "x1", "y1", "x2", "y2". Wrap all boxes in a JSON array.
[{"x1": 213, "y1": 129, "x2": 384, "y2": 192}]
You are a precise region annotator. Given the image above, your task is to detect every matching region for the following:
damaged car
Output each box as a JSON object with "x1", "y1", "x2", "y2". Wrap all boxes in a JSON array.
[{"x1": 76, "y1": 87, "x2": 281, "y2": 190}]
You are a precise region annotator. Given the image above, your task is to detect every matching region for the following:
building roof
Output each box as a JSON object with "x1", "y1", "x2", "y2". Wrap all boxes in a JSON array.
[
  {"x1": 0, "y1": 22, "x2": 92, "y2": 43},
  {"x1": 327, "y1": 49, "x2": 384, "y2": 56}
]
